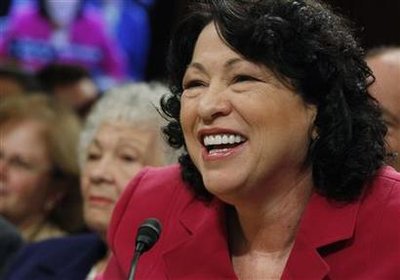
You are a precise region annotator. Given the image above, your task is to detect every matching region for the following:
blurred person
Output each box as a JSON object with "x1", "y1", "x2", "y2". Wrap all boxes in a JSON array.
[
  {"x1": 0, "y1": 0, "x2": 126, "y2": 90},
  {"x1": 104, "y1": 1, "x2": 400, "y2": 279},
  {"x1": 0, "y1": 94, "x2": 84, "y2": 243},
  {"x1": 0, "y1": 0, "x2": 12, "y2": 17},
  {"x1": 88, "y1": 0, "x2": 154, "y2": 81},
  {"x1": 2, "y1": 82, "x2": 177, "y2": 280},
  {"x1": 0, "y1": 216, "x2": 23, "y2": 277},
  {"x1": 0, "y1": 65, "x2": 40, "y2": 97},
  {"x1": 37, "y1": 63, "x2": 99, "y2": 119},
  {"x1": 366, "y1": 47, "x2": 400, "y2": 171},
  {"x1": 0, "y1": 0, "x2": 12, "y2": 39}
]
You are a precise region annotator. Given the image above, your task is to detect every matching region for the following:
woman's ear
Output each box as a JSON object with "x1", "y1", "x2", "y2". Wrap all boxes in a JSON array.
[
  {"x1": 311, "y1": 126, "x2": 318, "y2": 141},
  {"x1": 308, "y1": 104, "x2": 318, "y2": 141}
]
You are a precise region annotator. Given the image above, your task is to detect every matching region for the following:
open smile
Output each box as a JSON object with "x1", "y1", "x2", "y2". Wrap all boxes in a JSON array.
[{"x1": 200, "y1": 133, "x2": 247, "y2": 160}]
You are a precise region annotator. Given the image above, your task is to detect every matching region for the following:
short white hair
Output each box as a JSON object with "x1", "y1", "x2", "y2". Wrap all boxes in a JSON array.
[{"x1": 78, "y1": 82, "x2": 176, "y2": 167}]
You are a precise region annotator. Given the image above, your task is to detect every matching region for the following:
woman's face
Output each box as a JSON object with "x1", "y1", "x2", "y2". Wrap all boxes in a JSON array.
[
  {"x1": 81, "y1": 122, "x2": 163, "y2": 237},
  {"x1": 180, "y1": 23, "x2": 316, "y2": 205},
  {"x1": 0, "y1": 120, "x2": 54, "y2": 228}
]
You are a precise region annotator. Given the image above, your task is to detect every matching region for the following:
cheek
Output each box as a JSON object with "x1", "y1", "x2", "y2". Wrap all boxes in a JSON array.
[
  {"x1": 260, "y1": 113, "x2": 313, "y2": 158},
  {"x1": 4, "y1": 173, "x2": 51, "y2": 220},
  {"x1": 180, "y1": 110, "x2": 198, "y2": 156},
  {"x1": 80, "y1": 174, "x2": 90, "y2": 201},
  {"x1": 180, "y1": 99, "x2": 196, "y2": 134},
  {"x1": 9, "y1": 173, "x2": 47, "y2": 200}
]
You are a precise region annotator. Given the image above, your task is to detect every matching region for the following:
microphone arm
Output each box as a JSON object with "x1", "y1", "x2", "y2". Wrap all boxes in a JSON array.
[
  {"x1": 127, "y1": 251, "x2": 141, "y2": 280},
  {"x1": 127, "y1": 218, "x2": 162, "y2": 280}
]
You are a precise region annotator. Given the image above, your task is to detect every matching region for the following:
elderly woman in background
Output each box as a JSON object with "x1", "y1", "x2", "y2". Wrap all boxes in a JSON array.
[
  {"x1": 0, "y1": 94, "x2": 83, "y2": 243},
  {"x1": 3, "y1": 83, "x2": 176, "y2": 280},
  {"x1": 104, "y1": 0, "x2": 400, "y2": 279}
]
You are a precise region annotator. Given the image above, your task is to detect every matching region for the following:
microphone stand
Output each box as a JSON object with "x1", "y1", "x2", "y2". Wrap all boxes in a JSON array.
[
  {"x1": 127, "y1": 242, "x2": 145, "y2": 280},
  {"x1": 127, "y1": 218, "x2": 161, "y2": 280}
]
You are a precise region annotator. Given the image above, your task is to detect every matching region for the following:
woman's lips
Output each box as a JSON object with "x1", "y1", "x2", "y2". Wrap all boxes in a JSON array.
[
  {"x1": 201, "y1": 141, "x2": 246, "y2": 161},
  {"x1": 88, "y1": 195, "x2": 114, "y2": 206}
]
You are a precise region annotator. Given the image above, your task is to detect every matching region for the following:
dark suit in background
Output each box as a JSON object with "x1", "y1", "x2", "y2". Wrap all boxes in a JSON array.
[
  {"x1": 2, "y1": 233, "x2": 106, "y2": 280},
  {"x1": 0, "y1": 216, "x2": 23, "y2": 277}
]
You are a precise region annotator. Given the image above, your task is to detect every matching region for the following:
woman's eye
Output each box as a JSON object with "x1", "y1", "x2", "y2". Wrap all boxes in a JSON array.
[
  {"x1": 233, "y1": 75, "x2": 257, "y2": 83},
  {"x1": 87, "y1": 153, "x2": 100, "y2": 161},
  {"x1": 183, "y1": 80, "x2": 206, "y2": 90},
  {"x1": 120, "y1": 155, "x2": 137, "y2": 163}
]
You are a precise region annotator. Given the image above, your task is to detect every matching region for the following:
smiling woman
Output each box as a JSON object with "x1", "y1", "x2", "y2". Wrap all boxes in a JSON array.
[
  {"x1": 102, "y1": 0, "x2": 400, "y2": 279},
  {"x1": 180, "y1": 23, "x2": 316, "y2": 202}
]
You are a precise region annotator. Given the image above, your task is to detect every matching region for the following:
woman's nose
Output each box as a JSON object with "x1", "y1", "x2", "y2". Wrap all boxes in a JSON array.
[
  {"x1": 88, "y1": 157, "x2": 113, "y2": 184},
  {"x1": 197, "y1": 86, "x2": 231, "y2": 123}
]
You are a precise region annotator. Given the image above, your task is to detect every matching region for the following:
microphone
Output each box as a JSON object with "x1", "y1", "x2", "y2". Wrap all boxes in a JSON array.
[{"x1": 127, "y1": 218, "x2": 162, "y2": 280}]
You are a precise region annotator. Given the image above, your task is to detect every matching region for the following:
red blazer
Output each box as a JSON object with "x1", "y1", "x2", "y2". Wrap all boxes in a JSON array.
[{"x1": 104, "y1": 165, "x2": 400, "y2": 279}]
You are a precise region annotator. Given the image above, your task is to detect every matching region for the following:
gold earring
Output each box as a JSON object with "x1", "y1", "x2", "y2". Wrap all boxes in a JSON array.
[{"x1": 311, "y1": 128, "x2": 318, "y2": 141}]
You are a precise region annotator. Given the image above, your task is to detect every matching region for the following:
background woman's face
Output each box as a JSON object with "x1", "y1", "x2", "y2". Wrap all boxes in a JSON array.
[
  {"x1": 81, "y1": 122, "x2": 162, "y2": 237},
  {"x1": 0, "y1": 120, "x2": 53, "y2": 228},
  {"x1": 180, "y1": 23, "x2": 316, "y2": 205}
]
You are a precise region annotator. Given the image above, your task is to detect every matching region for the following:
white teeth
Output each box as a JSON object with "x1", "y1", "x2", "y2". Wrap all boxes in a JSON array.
[
  {"x1": 203, "y1": 134, "x2": 245, "y2": 146},
  {"x1": 209, "y1": 148, "x2": 229, "y2": 154}
]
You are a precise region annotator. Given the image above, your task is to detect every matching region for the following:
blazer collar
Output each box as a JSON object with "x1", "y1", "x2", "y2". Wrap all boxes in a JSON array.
[
  {"x1": 283, "y1": 193, "x2": 361, "y2": 279},
  {"x1": 162, "y1": 198, "x2": 237, "y2": 279},
  {"x1": 161, "y1": 192, "x2": 360, "y2": 280}
]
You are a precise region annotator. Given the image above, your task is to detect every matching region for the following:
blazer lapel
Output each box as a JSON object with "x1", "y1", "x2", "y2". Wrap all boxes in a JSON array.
[
  {"x1": 162, "y1": 198, "x2": 237, "y2": 279},
  {"x1": 159, "y1": 191, "x2": 360, "y2": 280},
  {"x1": 283, "y1": 193, "x2": 361, "y2": 279}
]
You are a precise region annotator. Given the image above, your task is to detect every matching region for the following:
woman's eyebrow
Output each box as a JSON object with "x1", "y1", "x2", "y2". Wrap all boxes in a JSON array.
[
  {"x1": 186, "y1": 62, "x2": 207, "y2": 73},
  {"x1": 187, "y1": 58, "x2": 246, "y2": 72}
]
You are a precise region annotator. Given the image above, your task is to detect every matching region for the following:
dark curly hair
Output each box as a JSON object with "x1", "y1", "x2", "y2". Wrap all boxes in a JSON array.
[{"x1": 161, "y1": 0, "x2": 387, "y2": 202}]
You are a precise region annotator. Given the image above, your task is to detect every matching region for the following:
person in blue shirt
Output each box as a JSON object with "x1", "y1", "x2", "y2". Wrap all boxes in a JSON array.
[{"x1": 88, "y1": 0, "x2": 155, "y2": 81}]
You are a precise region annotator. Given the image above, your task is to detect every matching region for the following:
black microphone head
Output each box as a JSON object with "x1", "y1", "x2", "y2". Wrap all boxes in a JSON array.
[{"x1": 135, "y1": 218, "x2": 162, "y2": 253}]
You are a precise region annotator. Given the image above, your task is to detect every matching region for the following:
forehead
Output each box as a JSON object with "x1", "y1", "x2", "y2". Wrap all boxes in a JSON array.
[
  {"x1": 1, "y1": 119, "x2": 46, "y2": 139},
  {"x1": 0, "y1": 120, "x2": 49, "y2": 157},
  {"x1": 192, "y1": 23, "x2": 240, "y2": 61},
  {"x1": 92, "y1": 122, "x2": 157, "y2": 146}
]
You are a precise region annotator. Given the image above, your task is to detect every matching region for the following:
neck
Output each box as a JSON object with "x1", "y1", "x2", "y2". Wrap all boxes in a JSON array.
[
  {"x1": 228, "y1": 171, "x2": 313, "y2": 254},
  {"x1": 12, "y1": 215, "x2": 46, "y2": 232},
  {"x1": 21, "y1": 219, "x2": 48, "y2": 242}
]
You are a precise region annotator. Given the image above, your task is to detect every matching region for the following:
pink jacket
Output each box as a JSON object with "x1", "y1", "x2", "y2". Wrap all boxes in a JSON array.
[{"x1": 105, "y1": 164, "x2": 400, "y2": 279}]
